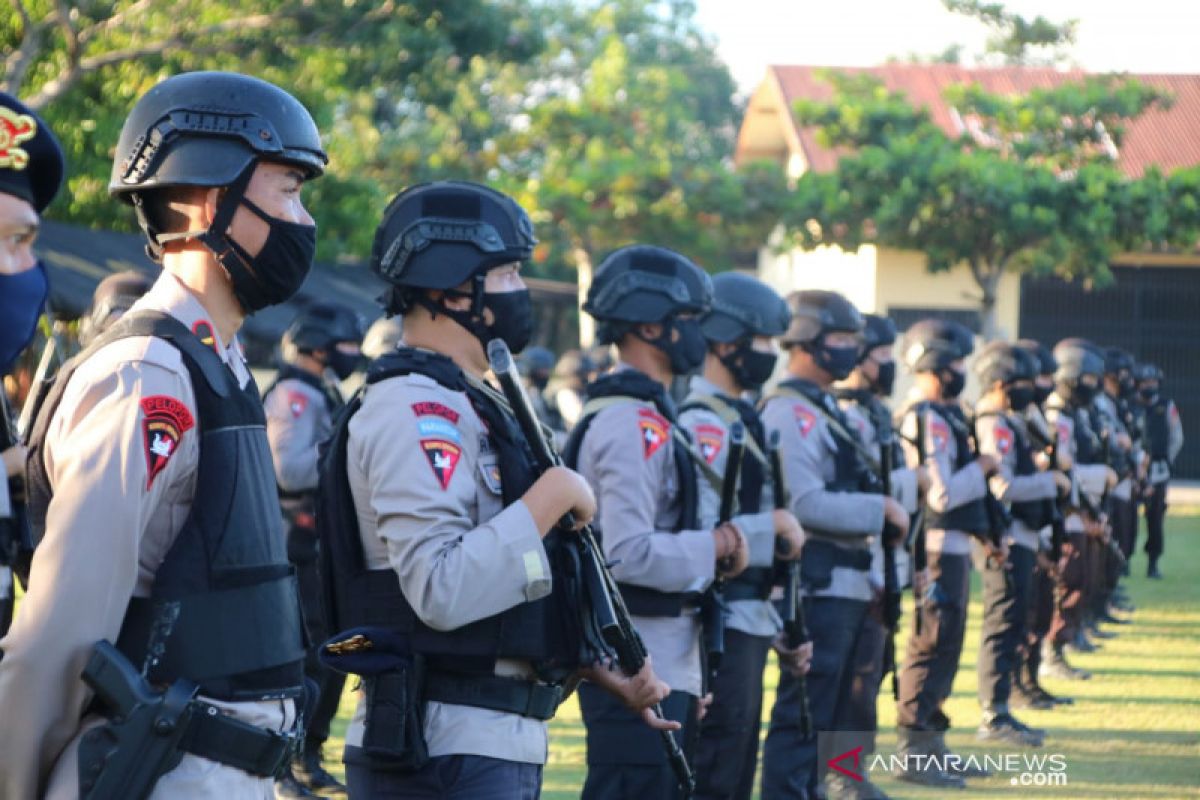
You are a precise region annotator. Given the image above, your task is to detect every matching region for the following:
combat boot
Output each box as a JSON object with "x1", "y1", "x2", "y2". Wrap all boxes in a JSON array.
[
  {"x1": 977, "y1": 708, "x2": 1045, "y2": 747},
  {"x1": 1011, "y1": 669, "x2": 1054, "y2": 710},
  {"x1": 1040, "y1": 641, "x2": 1091, "y2": 681},
  {"x1": 894, "y1": 728, "x2": 966, "y2": 789},
  {"x1": 1147, "y1": 558, "x2": 1163, "y2": 579},
  {"x1": 291, "y1": 746, "x2": 347, "y2": 795},
  {"x1": 275, "y1": 772, "x2": 321, "y2": 799},
  {"x1": 826, "y1": 771, "x2": 892, "y2": 800}
]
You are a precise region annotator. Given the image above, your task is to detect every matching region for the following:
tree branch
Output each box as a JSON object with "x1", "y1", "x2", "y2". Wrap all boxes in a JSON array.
[
  {"x1": 2, "y1": 0, "x2": 54, "y2": 95},
  {"x1": 24, "y1": 13, "x2": 277, "y2": 110},
  {"x1": 77, "y1": 0, "x2": 155, "y2": 46}
]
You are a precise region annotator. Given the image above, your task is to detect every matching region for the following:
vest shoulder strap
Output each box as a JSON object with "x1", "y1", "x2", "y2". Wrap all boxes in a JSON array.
[
  {"x1": 770, "y1": 386, "x2": 881, "y2": 473},
  {"x1": 679, "y1": 394, "x2": 769, "y2": 467}
]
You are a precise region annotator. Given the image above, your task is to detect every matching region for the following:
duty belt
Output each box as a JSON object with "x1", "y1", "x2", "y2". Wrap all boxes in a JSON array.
[
  {"x1": 424, "y1": 673, "x2": 563, "y2": 721},
  {"x1": 179, "y1": 701, "x2": 301, "y2": 778}
]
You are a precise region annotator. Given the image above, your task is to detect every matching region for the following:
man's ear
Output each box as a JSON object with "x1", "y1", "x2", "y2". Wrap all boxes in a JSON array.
[
  {"x1": 201, "y1": 187, "x2": 220, "y2": 228},
  {"x1": 714, "y1": 341, "x2": 737, "y2": 359},
  {"x1": 637, "y1": 322, "x2": 663, "y2": 340}
]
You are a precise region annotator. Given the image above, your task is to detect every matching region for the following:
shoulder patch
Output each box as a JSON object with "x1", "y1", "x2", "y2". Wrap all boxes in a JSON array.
[
  {"x1": 421, "y1": 439, "x2": 462, "y2": 489},
  {"x1": 191, "y1": 320, "x2": 219, "y2": 355},
  {"x1": 1056, "y1": 418, "x2": 1072, "y2": 443},
  {"x1": 638, "y1": 407, "x2": 669, "y2": 460},
  {"x1": 695, "y1": 423, "x2": 725, "y2": 464},
  {"x1": 993, "y1": 423, "x2": 1014, "y2": 456},
  {"x1": 412, "y1": 401, "x2": 460, "y2": 424},
  {"x1": 287, "y1": 390, "x2": 309, "y2": 419},
  {"x1": 794, "y1": 406, "x2": 816, "y2": 437},
  {"x1": 140, "y1": 395, "x2": 195, "y2": 489},
  {"x1": 928, "y1": 416, "x2": 950, "y2": 453}
]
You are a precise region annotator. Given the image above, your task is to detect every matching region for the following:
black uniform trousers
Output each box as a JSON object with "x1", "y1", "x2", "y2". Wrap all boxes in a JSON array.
[
  {"x1": 1144, "y1": 482, "x2": 1168, "y2": 561},
  {"x1": 977, "y1": 541, "x2": 1035, "y2": 710},
  {"x1": 1022, "y1": 556, "x2": 1056, "y2": 684},
  {"x1": 580, "y1": 680, "x2": 700, "y2": 800},
  {"x1": 1111, "y1": 496, "x2": 1137, "y2": 562},
  {"x1": 834, "y1": 597, "x2": 888, "y2": 756},
  {"x1": 761, "y1": 595, "x2": 869, "y2": 799},
  {"x1": 287, "y1": 521, "x2": 346, "y2": 750},
  {"x1": 896, "y1": 550, "x2": 970, "y2": 731},
  {"x1": 694, "y1": 628, "x2": 773, "y2": 800},
  {"x1": 346, "y1": 754, "x2": 543, "y2": 799},
  {"x1": 1049, "y1": 531, "x2": 1087, "y2": 647}
]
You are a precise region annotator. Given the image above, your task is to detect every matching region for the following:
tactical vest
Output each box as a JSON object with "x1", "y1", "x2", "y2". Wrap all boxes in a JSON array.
[
  {"x1": 562, "y1": 369, "x2": 700, "y2": 616},
  {"x1": 1143, "y1": 399, "x2": 1171, "y2": 461},
  {"x1": 915, "y1": 402, "x2": 989, "y2": 534},
  {"x1": 975, "y1": 410, "x2": 1053, "y2": 531},
  {"x1": 776, "y1": 379, "x2": 880, "y2": 496},
  {"x1": 26, "y1": 312, "x2": 305, "y2": 700},
  {"x1": 0, "y1": 391, "x2": 31, "y2": 571},
  {"x1": 318, "y1": 347, "x2": 580, "y2": 681},
  {"x1": 679, "y1": 392, "x2": 774, "y2": 602}
]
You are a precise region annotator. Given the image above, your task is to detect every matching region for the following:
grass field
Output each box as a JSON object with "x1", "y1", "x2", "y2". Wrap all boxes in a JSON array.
[{"x1": 325, "y1": 513, "x2": 1200, "y2": 799}]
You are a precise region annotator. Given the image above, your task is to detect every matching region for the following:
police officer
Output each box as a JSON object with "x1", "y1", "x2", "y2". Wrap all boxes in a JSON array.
[
  {"x1": 1097, "y1": 349, "x2": 1139, "y2": 577},
  {"x1": 519, "y1": 345, "x2": 565, "y2": 434},
  {"x1": 78, "y1": 271, "x2": 154, "y2": 347},
  {"x1": 759, "y1": 291, "x2": 910, "y2": 800},
  {"x1": 565, "y1": 245, "x2": 749, "y2": 799},
  {"x1": 1134, "y1": 363, "x2": 1183, "y2": 579},
  {"x1": 1042, "y1": 339, "x2": 1116, "y2": 680},
  {"x1": 324, "y1": 182, "x2": 674, "y2": 798},
  {"x1": 0, "y1": 71, "x2": 326, "y2": 797},
  {"x1": 546, "y1": 349, "x2": 596, "y2": 431},
  {"x1": 263, "y1": 302, "x2": 363, "y2": 797},
  {"x1": 1010, "y1": 339, "x2": 1074, "y2": 709},
  {"x1": 830, "y1": 312, "x2": 924, "y2": 799},
  {"x1": 892, "y1": 319, "x2": 997, "y2": 788},
  {"x1": 0, "y1": 92, "x2": 64, "y2": 638},
  {"x1": 679, "y1": 272, "x2": 808, "y2": 800},
  {"x1": 972, "y1": 342, "x2": 1070, "y2": 746}
]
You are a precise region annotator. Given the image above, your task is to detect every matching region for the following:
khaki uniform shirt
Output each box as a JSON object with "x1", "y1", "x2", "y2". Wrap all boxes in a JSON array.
[
  {"x1": 897, "y1": 394, "x2": 988, "y2": 556},
  {"x1": 760, "y1": 387, "x2": 884, "y2": 602},
  {"x1": 974, "y1": 398, "x2": 1058, "y2": 552},
  {"x1": 344, "y1": 359, "x2": 552, "y2": 764},
  {"x1": 1045, "y1": 395, "x2": 1110, "y2": 532},
  {"x1": 679, "y1": 376, "x2": 778, "y2": 638},
  {"x1": 0, "y1": 272, "x2": 292, "y2": 800},
  {"x1": 574, "y1": 366, "x2": 716, "y2": 698},
  {"x1": 264, "y1": 373, "x2": 336, "y2": 494}
]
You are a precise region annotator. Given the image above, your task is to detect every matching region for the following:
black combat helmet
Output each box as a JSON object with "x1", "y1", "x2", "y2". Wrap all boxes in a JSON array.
[
  {"x1": 79, "y1": 270, "x2": 153, "y2": 346},
  {"x1": 1104, "y1": 347, "x2": 1135, "y2": 377},
  {"x1": 584, "y1": 245, "x2": 712, "y2": 330},
  {"x1": 284, "y1": 302, "x2": 364, "y2": 354},
  {"x1": 975, "y1": 340, "x2": 1037, "y2": 387},
  {"x1": 110, "y1": 71, "x2": 326, "y2": 255},
  {"x1": 1053, "y1": 337, "x2": 1106, "y2": 406},
  {"x1": 1016, "y1": 339, "x2": 1056, "y2": 377},
  {"x1": 371, "y1": 181, "x2": 536, "y2": 306},
  {"x1": 859, "y1": 313, "x2": 897, "y2": 360},
  {"x1": 778, "y1": 290, "x2": 862, "y2": 347},
  {"x1": 901, "y1": 318, "x2": 974, "y2": 373},
  {"x1": 699, "y1": 271, "x2": 789, "y2": 389},
  {"x1": 700, "y1": 272, "x2": 790, "y2": 343}
]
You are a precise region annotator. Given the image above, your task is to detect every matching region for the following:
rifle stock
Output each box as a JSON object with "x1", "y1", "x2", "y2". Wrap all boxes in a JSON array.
[{"x1": 487, "y1": 339, "x2": 694, "y2": 797}]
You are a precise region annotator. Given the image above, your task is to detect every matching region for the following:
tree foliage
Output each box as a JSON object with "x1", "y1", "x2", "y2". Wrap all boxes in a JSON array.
[
  {"x1": 2, "y1": 0, "x2": 784, "y2": 279},
  {"x1": 784, "y1": 71, "x2": 1200, "y2": 337},
  {"x1": 942, "y1": 0, "x2": 1078, "y2": 66}
]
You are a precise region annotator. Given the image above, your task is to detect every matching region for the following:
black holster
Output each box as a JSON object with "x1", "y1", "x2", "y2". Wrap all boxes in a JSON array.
[{"x1": 361, "y1": 654, "x2": 430, "y2": 773}]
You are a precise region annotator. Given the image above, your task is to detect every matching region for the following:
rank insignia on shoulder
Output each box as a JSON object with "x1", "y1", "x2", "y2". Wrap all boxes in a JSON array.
[
  {"x1": 421, "y1": 438, "x2": 462, "y2": 489},
  {"x1": 287, "y1": 390, "x2": 308, "y2": 418},
  {"x1": 140, "y1": 395, "x2": 195, "y2": 489},
  {"x1": 696, "y1": 424, "x2": 724, "y2": 464},
  {"x1": 191, "y1": 320, "x2": 219, "y2": 354},
  {"x1": 638, "y1": 408, "x2": 668, "y2": 459},
  {"x1": 794, "y1": 406, "x2": 816, "y2": 437}
]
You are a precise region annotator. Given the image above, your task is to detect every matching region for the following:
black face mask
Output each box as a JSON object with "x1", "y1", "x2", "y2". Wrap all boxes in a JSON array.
[
  {"x1": 1119, "y1": 377, "x2": 1136, "y2": 399},
  {"x1": 1034, "y1": 383, "x2": 1053, "y2": 405},
  {"x1": 940, "y1": 367, "x2": 966, "y2": 400},
  {"x1": 327, "y1": 348, "x2": 362, "y2": 381},
  {"x1": 1139, "y1": 385, "x2": 1159, "y2": 402},
  {"x1": 1068, "y1": 381, "x2": 1098, "y2": 406},
  {"x1": 424, "y1": 285, "x2": 534, "y2": 356},
  {"x1": 1006, "y1": 385, "x2": 1035, "y2": 412},
  {"x1": 812, "y1": 343, "x2": 859, "y2": 381},
  {"x1": 721, "y1": 342, "x2": 778, "y2": 391},
  {"x1": 645, "y1": 317, "x2": 706, "y2": 375},
  {"x1": 872, "y1": 360, "x2": 897, "y2": 397},
  {"x1": 219, "y1": 199, "x2": 317, "y2": 313}
]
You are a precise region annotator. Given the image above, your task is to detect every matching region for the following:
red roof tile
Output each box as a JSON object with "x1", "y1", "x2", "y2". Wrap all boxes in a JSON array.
[{"x1": 767, "y1": 64, "x2": 1200, "y2": 178}]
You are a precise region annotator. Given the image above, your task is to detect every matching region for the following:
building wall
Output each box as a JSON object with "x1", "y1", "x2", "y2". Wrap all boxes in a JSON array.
[{"x1": 757, "y1": 239, "x2": 879, "y2": 313}]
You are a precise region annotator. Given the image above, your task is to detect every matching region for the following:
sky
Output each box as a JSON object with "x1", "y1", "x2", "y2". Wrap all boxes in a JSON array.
[{"x1": 692, "y1": 0, "x2": 1200, "y2": 95}]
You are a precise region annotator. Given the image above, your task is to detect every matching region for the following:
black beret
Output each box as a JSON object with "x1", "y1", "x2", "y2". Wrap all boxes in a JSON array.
[{"x1": 0, "y1": 93, "x2": 65, "y2": 213}]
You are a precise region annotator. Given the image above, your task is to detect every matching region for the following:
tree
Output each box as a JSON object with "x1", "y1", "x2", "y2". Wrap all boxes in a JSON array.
[
  {"x1": 942, "y1": 0, "x2": 1078, "y2": 67},
  {"x1": 782, "y1": 71, "x2": 1200, "y2": 338}
]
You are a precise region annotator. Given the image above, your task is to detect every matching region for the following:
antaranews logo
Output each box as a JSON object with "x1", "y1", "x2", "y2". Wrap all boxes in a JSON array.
[{"x1": 820, "y1": 732, "x2": 1070, "y2": 792}]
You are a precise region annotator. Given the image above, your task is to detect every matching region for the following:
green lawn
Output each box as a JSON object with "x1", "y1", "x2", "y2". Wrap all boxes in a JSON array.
[{"x1": 326, "y1": 512, "x2": 1200, "y2": 799}]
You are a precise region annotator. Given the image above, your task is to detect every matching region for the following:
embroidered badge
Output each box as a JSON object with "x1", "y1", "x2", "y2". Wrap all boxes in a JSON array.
[
  {"x1": 191, "y1": 320, "x2": 219, "y2": 354},
  {"x1": 794, "y1": 406, "x2": 816, "y2": 437},
  {"x1": 418, "y1": 417, "x2": 462, "y2": 444},
  {"x1": 287, "y1": 391, "x2": 308, "y2": 419},
  {"x1": 421, "y1": 439, "x2": 462, "y2": 489},
  {"x1": 478, "y1": 459, "x2": 503, "y2": 494},
  {"x1": 0, "y1": 107, "x2": 37, "y2": 170},
  {"x1": 638, "y1": 408, "x2": 669, "y2": 460},
  {"x1": 695, "y1": 424, "x2": 725, "y2": 464},
  {"x1": 928, "y1": 417, "x2": 950, "y2": 453},
  {"x1": 412, "y1": 401, "x2": 460, "y2": 424},
  {"x1": 1056, "y1": 419, "x2": 1072, "y2": 446},
  {"x1": 993, "y1": 424, "x2": 1014, "y2": 456},
  {"x1": 140, "y1": 395, "x2": 195, "y2": 489}
]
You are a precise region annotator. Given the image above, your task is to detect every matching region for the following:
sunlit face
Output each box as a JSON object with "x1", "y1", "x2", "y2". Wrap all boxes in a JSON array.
[
  {"x1": 0, "y1": 192, "x2": 39, "y2": 276},
  {"x1": 483, "y1": 261, "x2": 526, "y2": 294},
  {"x1": 224, "y1": 161, "x2": 314, "y2": 257}
]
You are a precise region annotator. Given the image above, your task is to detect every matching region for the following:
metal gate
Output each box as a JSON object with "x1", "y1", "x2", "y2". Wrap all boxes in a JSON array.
[{"x1": 1020, "y1": 265, "x2": 1199, "y2": 479}]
